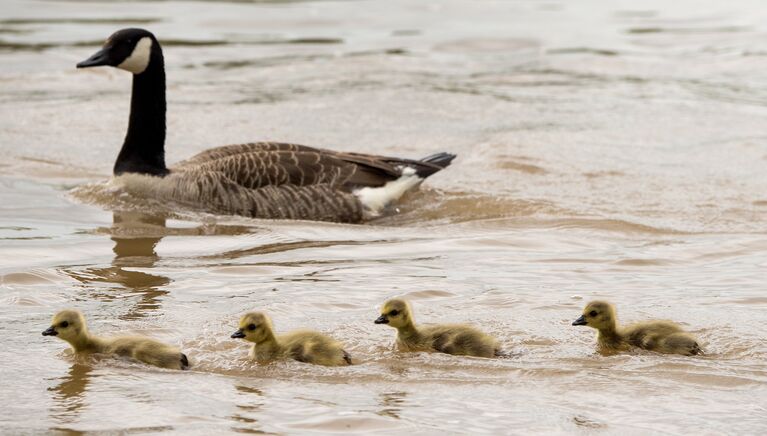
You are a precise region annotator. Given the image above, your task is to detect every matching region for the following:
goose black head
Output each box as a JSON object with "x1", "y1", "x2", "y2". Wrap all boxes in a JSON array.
[{"x1": 77, "y1": 28, "x2": 159, "y2": 75}]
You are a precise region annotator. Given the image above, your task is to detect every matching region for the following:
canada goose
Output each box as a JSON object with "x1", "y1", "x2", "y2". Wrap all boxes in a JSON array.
[
  {"x1": 42, "y1": 309, "x2": 189, "y2": 370},
  {"x1": 231, "y1": 311, "x2": 352, "y2": 366},
  {"x1": 76, "y1": 28, "x2": 456, "y2": 223},
  {"x1": 572, "y1": 301, "x2": 703, "y2": 356},
  {"x1": 375, "y1": 298, "x2": 502, "y2": 358}
]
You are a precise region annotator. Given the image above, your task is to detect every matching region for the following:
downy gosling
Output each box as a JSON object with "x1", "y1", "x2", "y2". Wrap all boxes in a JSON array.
[
  {"x1": 42, "y1": 309, "x2": 189, "y2": 369},
  {"x1": 572, "y1": 301, "x2": 703, "y2": 356},
  {"x1": 375, "y1": 298, "x2": 502, "y2": 358},
  {"x1": 231, "y1": 312, "x2": 352, "y2": 366}
]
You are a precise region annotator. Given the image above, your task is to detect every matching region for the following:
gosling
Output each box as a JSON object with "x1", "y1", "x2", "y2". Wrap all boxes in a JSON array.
[
  {"x1": 572, "y1": 301, "x2": 703, "y2": 356},
  {"x1": 42, "y1": 309, "x2": 189, "y2": 369},
  {"x1": 375, "y1": 298, "x2": 502, "y2": 358},
  {"x1": 231, "y1": 312, "x2": 352, "y2": 366}
]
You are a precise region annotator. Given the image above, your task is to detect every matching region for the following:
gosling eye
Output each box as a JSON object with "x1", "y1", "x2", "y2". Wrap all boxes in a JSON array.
[
  {"x1": 588, "y1": 310, "x2": 597, "y2": 317},
  {"x1": 389, "y1": 309, "x2": 399, "y2": 316},
  {"x1": 59, "y1": 321, "x2": 69, "y2": 328},
  {"x1": 247, "y1": 323, "x2": 257, "y2": 331}
]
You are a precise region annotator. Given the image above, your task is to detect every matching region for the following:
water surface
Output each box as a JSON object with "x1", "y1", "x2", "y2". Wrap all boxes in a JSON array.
[{"x1": 1, "y1": 0, "x2": 766, "y2": 434}]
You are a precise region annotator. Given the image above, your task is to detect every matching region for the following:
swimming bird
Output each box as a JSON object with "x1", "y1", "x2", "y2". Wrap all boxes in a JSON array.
[
  {"x1": 375, "y1": 298, "x2": 502, "y2": 357},
  {"x1": 75, "y1": 28, "x2": 455, "y2": 222},
  {"x1": 42, "y1": 309, "x2": 189, "y2": 369},
  {"x1": 231, "y1": 311, "x2": 352, "y2": 366},
  {"x1": 572, "y1": 301, "x2": 703, "y2": 356}
]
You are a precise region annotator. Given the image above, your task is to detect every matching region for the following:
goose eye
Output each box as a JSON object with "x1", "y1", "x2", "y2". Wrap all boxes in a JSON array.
[
  {"x1": 247, "y1": 324, "x2": 257, "y2": 331},
  {"x1": 588, "y1": 310, "x2": 597, "y2": 317},
  {"x1": 389, "y1": 310, "x2": 399, "y2": 316},
  {"x1": 60, "y1": 321, "x2": 69, "y2": 328}
]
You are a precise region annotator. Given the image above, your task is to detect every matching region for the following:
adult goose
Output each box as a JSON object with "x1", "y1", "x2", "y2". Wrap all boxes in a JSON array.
[{"x1": 76, "y1": 28, "x2": 455, "y2": 223}]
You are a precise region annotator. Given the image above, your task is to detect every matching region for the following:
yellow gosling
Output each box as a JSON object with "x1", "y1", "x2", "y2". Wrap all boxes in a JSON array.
[
  {"x1": 572, "y1": 301, "x2": 703, "y2": 356},
  {"x1": 231, "y1": 312, "x2": 351, "y2": 366},
  {"x1": 42, "y1": 309, "x2": 189, "y2": 370},
  {"x1": 375, "y1": 298, "x2": 502, "y2": 358}
]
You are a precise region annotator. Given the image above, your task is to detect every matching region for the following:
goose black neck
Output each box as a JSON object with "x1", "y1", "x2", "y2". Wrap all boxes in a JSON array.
[{"x1": 114, "y1": 45, "x2": 168, "y2": 176}]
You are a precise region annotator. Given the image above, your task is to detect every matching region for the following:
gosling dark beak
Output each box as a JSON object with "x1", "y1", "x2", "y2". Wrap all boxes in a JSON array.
[
  {"x1": 42, "y1": 326, "x2": 57, "y2": 336},
  {"x1": 77, "y1": 47, "x2": 111, "y2": 68},
  {"x1": 572, "y1": 315, "x2": 587, "y2": 326},
  {"x1": 230, "y1": 329, "x2": 245, "y2": 339},
  {"x1": 374, "y1": 315, "x2": 389, "y2": 324}
]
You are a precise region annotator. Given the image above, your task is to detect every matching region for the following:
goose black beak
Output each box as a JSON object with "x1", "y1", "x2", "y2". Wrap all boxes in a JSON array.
[
  {"x1": 572, "y1": 315, "x2": 587, "y2": 326},
  {"x1": 231, "y1": 329, "x2": 245, "y2": 339},
  {"x1": 374, "y1": 315, "x2": 388, "y2": 324},
  {"x1": 77, "y1": 48, "x2": 112, "y2": 68},
  {"x1": 42, "y1": 326, "x2": 57, "y2": 336}
]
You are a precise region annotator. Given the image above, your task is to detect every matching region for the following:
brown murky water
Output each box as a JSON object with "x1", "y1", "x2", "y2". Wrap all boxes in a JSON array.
[{"x1": 2, "y1": 0, "x2": 767, "y2": 434}]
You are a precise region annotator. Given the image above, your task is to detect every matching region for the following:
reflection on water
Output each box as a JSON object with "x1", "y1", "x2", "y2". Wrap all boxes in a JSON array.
[
  {"x1": 377, "y1": 391, "x2": 407, "y2": 419},
  {"x1": 48, "y1": 363, "x2": 94, "y2": 423},
  {"x1": 231, "y1": 384, "x2": 266, "y2": 434},
  {"x1": 63, "y1": 212, "x2": 170, "y2": 319}
]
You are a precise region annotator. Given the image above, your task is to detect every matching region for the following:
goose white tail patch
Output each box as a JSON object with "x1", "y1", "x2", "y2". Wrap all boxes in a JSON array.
[
  {"x1": 118, "y1": 37, "x2": 152, "y2": 74},
  {"x1": 354, "y1": 167, "x2": 422, "y2": 215}
]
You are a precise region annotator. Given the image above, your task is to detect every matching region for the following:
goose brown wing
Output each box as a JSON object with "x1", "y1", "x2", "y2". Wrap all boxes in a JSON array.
[
  {"x1": 175, "y1": 142, "x2": 321, "y2": 167},
  {"x1": 174, "y1": 141, "x2": 454, "y2": 190},
  {"x1": 175, "y1": 142, "x2": 400, "y2": 190},
  {"x1": 180, "y1": 150, "x2": 358, "y2": 189}
]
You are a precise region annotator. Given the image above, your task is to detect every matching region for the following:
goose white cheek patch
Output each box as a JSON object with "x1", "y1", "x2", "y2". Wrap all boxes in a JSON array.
[{"x1": 118, "y1": 37, "x2": 152, "y2": 74}]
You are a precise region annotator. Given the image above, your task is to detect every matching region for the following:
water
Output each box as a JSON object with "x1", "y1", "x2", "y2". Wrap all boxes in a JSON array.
[{"x1": 1, "y1": 0, "x2": 766, "y2": 434}]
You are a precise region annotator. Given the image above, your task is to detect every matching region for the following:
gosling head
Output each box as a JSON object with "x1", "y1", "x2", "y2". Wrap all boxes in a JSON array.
[
  {"x1": 375, "y1": 298, "x2": 413, "y2": 329},
  {"x1": 572, "y1": 301, "x2": 617, "y2": 331},
  {"x1": 77, "y1": 28, "x2": 160, "y2": 75},
  {"x1": 231, "y1": 312, "x2": 274, "y2": 344},
  {"x1": 42, "y1": 309, "x2": 88, "y2": 343}
]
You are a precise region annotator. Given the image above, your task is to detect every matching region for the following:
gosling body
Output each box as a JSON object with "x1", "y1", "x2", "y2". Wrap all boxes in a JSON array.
[
  {"x1": 42, "y1": 310, "x2": 189, "y2": 370},
  {"x1": 231, "y1": 312, "x2": 351, "y2": 366},
  {"x1": 375, "y1": 298, "x2": 501, "y2": 358},
  {"x1": 572, "y1": 301, "x2": 702, "y2": 356}
]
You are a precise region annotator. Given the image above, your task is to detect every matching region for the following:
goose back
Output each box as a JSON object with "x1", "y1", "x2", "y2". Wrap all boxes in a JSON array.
[{"x1": 174, "y1": 142, "x2": 452, "y2": 189}]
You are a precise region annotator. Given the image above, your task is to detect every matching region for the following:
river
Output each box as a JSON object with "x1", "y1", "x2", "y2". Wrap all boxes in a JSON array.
[{"x1": 1, "y1": 0, "x2": 766, "y2": 434}]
